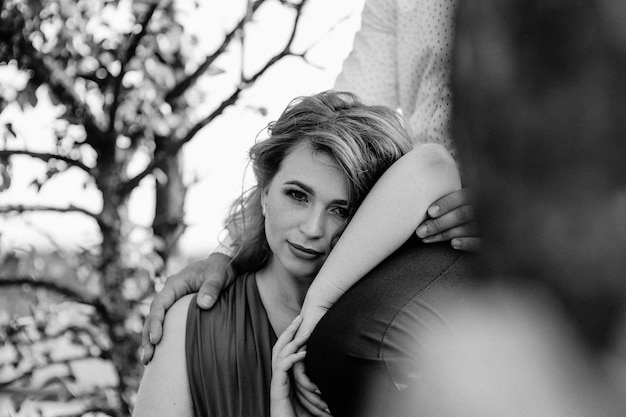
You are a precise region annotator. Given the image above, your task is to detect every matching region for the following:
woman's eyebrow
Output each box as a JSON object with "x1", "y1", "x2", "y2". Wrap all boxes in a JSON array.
[
  {"x1": 285, "y1": 180, "x2": 313, "y2": 193},
  {"x1": 285, "y1": 180, "x2": 349, "y2": 205}
]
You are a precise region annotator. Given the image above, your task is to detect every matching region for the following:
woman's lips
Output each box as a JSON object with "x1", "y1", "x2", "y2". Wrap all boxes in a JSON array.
[{"x1": 287, "y1": 241, "x2": 323, "y2": 260}]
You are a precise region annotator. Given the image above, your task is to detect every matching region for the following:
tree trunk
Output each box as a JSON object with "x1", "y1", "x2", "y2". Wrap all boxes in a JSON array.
[
  {"x1": 97, "y1": 158, "x2": 140, "y2": 416},
  {"x1": 153, "y1": 141, "x2": 187, "y2": 272}
]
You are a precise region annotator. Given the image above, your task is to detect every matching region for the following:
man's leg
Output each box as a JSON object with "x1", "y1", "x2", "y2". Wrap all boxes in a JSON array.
[{"x1": 306, "y1": 238, "x2": 475, "y2": 417}]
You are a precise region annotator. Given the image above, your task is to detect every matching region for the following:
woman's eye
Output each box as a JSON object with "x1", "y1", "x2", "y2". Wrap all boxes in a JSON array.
[
  {"x1": 286, "y1": 189, "x2": 307, "y2": 202},
  {"x1": 332, "y1": 207, "x2": 350, "y2": 219}
]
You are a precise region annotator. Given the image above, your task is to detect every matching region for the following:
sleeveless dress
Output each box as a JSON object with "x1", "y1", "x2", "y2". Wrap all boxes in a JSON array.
[{"x1": 185, "y1": 273, "x2": 277, "y2": 417}]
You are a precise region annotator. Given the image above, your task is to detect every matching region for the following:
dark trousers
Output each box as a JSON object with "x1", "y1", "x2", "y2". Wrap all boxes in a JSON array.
[{"x1": 306, "y1": 238, "x2": 475, "y2": 417}]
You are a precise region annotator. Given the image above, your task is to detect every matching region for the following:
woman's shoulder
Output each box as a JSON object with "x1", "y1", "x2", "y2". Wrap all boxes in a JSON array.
[
  {"x1": 166, "y1": 293, "x2": 195, "y2": 325},
  {"x1": 165, "y1": 274, "x2": 256, "y2": 325},
  {"x1": 158, "y1": 294, "x2": 195, "y2": 339},
  {"x1": 185, "y1": 273, "x2": 258, "y2": 319},
  {"x1": 135, "y1": 297, "x2": 194, "y2": 416}
]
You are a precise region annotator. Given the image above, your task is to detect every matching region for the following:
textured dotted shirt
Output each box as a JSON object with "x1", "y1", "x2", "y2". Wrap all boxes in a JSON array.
[{"x1": 335, "y1": 0, "x2": 457, "y2": 155}]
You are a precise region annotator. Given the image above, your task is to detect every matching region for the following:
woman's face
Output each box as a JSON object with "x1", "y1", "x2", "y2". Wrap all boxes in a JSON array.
[{"x1": 262, "y1": 142, "x2": 350, "y2": 281}]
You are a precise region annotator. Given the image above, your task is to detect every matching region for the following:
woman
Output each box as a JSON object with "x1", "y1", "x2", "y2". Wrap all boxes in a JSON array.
[{"x1": 133, "y1": 91, "x2": 459, "y2": 416}]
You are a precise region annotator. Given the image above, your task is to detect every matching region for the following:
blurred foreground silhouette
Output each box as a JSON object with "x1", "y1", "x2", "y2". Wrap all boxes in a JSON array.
[{"x1": 416, "y1": 1, "x2": 626, "y2": 415}]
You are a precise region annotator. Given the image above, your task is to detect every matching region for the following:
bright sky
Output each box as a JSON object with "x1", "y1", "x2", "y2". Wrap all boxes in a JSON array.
[{"x1": 0, "y1": 0, "x2": 366, "y2": 261}]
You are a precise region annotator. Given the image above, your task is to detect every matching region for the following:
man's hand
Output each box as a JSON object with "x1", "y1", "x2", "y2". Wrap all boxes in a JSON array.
[
  {"x1": 415, "y1": 188, "x2": 480, "y2": 252},
  {"x1": 140, "y1": 252, "x2": 234, "y2": 365}
]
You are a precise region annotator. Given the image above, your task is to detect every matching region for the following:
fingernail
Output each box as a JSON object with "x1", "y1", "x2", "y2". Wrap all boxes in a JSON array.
[
  {"x1": 149, "y1": 332, "x2": 155, "y2": 344},
  {"x1": 198, "y1": 294, "x2": 214, "y2": 308},
  {"x1": 428, "y1": 205, "x2": 440, "y2": 217},
  {"x1": 416, "y1": 225, "x2": 428, "y2": 237},
  {"x1": 140, "y1": 348, "x2": 146, "y2": 364},
  {"x1": 293, "y1": 315, "x2": 302, "y2": 322},
  {"x1": 451, "y1": 239, "x2": 461, "y2": 250}
]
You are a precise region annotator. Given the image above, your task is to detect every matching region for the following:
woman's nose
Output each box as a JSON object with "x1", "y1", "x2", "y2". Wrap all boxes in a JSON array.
[{"x1": 299, "y1": 209, "x2": 325, "y2": 238}]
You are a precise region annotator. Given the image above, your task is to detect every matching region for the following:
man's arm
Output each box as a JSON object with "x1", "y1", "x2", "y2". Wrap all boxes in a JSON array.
[{"x1": 334, "y1": 0, "x2": 398, "y2": 107}]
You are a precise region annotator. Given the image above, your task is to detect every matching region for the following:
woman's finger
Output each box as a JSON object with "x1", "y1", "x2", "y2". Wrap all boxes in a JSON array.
[
  {"x1": 295, "y1": 391, "x2": 332, "y2": 417},
  {"x1": 293, "y1": 361, "x2": 319, "y2": 392},
  {"x1": 272, "y1": 316, "x2": 302, "y2": 359},
  {"x1": 275, "y1": 351, "x2": 307, "y2": 372},
  {"x1": 294, "y1": 363, "x2": 328, "y2": 411}
]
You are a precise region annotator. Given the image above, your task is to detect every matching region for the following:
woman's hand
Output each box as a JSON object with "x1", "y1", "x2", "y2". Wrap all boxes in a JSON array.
[
  {"x1": 292, "y1": 361, "x2": 331, "y2": 417},
  {"x1": 286, "y1": 305, "x2": 331, "y2": 416},
  {"x1": 141, "y1": 252, "x2": 234, "y2": 365},
  {"x1": 415, "y1": 188, "x2": 480, "y2": 252},
  {"x1": 271, "y1": 316, "x2": 325, "y2": 417}
]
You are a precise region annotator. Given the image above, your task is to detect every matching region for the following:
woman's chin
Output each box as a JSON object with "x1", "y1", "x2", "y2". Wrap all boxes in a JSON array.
[{"x1": 284, "y1": 260, "x2": 322, "y2": 282}]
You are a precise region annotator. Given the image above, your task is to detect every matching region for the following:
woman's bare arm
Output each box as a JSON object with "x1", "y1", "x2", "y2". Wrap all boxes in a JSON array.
[
  {"x1": 299, "y1": 143, "x2": 461, "y2": 336},
  {"x1": 134, "y1": 295, "x2": 195, "y2": 417}
]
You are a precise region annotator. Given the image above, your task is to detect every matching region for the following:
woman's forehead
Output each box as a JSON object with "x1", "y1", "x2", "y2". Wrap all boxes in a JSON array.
[
  {"x1": 280, "y1": 142, "x2": 339, "y2": 170},
  {"x1": 275, "y1": 142, "x2": 349, "y2": 197}
]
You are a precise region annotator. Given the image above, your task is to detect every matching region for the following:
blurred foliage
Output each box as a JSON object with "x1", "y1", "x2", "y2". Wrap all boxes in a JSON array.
[
  {"x1": 0, "y1": 298, "x2": 120, "y2": 416},
  {"x1": 0, "y1": 0, "x2": 330, "y2": 414},
  {"x1": 0, "y1": 243, "x2": 158, "y2": 417}
]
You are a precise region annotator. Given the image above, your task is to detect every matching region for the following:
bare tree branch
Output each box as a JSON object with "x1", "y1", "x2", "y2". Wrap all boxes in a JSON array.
[
  {"x1": 0, "y1": 204, "x2": 99, "y2": 220},
  {"x1": 108, "y1": 2, "x2": 161, "y2": 133},
  {"x1": 243, "y1": 0, "x2": 309, "y2": 84},
  {"x1": 76, "y1": 406, "x2": 118, "y2": 417},
  {"x1": 119, "y1": 88, "x2": 242, "y2": 195},
  {"x1": 0, "y1": 371, "x2": 35, "y2": 391},
  {"x1": 0, "y1": 355, "x2": 87, "y2": 389},
  {"x1": 44, "y1": 325, "x2": 107, "y2": 349},
  {"x1": 164, "y1": 0, "x2": 268, "y2": 103},
  {"x1": 0, "y1": 277, "x2": 108, "y2": 318},
  {"x1": 9, "y1": 27, "x2": 108, "y2": 147},
  {"x1": 296, "y1": 11, "x2": 354, "y2": 67},
  {"x1": 0, "y1": 150, "x2": 93, "y2": 174},
  {"x1": 121, "y1": 0, "x2": 311, "y2": 196}
]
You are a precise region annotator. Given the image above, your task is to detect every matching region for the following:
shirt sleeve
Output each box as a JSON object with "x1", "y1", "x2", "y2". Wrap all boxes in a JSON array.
[{"x1": 334, "y1": 0, "x2": 400, "y2": 110}]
